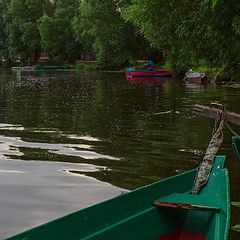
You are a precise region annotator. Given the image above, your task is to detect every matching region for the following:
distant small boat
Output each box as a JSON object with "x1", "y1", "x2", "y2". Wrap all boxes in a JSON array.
[
  {"x1": 11, "y1": 67, "x2": 21, "y2": 71},
  {"x1": 33, "y1": 65, "x2": 69, "y2": 71},
  {"x1": 126, "y1": 69, "x2": 172, "y2": 79},
  {"x1": 125, "y1": 66, "x2": 136, "y2": 72},
  {"x1": 21, "y1": 66, "x2": 35, "y2": 71},
  {"x1": 184, "y1": 69, "x2": 209, "y2": 85},
  {"x1": 19, "y1": 65, "x2": 70, "y2": 72},
  {"x1": 5, "y1": 155, "x2": 230, "y2": 240}
]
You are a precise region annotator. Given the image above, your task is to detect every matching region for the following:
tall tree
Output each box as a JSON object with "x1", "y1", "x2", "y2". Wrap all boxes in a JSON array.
[
  {"x1": 0, "y1": 0, "x2": 11, "y2": 65},
  {"x1": 123, "y1": 0, "x2": 204, "y2": 71},
  {"x1": 73, "y1": 0, "x2": 148, "y2": 69},
  {"x1": 38, "y1": 0, "x2": 80, "y2": 64},
  {"x1": 6, "y1": 0, "x2": 53, "y2": 64},
  {"x1": 211, "y1": 0, "x2": 240, "y2": 78}
]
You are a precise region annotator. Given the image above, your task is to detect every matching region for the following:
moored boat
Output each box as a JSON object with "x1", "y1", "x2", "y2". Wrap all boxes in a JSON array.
[
  {"x1": 34, "y1": 65, "x2": 69, "y2": 71},
  {"x1": 5, "y1": 155, "x2": 230, "y2": 240},
  {"x1": 11, "y1": 67, "x2": 21, "y2": 71},
  {"x1": 19, "y1": 65, "x2": 70, "y2": 72},
  {"x1": 21, "y1": 66, "x2": 35, "y2": 71},
  {"x1": 183, "y1": 69, "x2": 209, "y2": 85},
  {"x1": 127, "y1": 69, "x2": 172, "y2": 79}
]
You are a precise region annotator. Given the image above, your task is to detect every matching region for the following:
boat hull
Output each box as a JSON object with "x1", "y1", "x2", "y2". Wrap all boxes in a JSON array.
[
  {"x1": 183, "y1": 70, "x2": 209, "y2": 85},
  {"x1": 127, "y1": 69, "x2": 172, "y2": 79},
  {"x1": 5, "y1": 156, "x2": 230, "y2": 240},
  {"x1": 34, "y1": 65, "x2": 69, "y2": 71},
  {"x1": 19, "y1": 65, "x2": 70, "y2": 72},
  {"x1": 184, "y1": 76, "x2": 209, "y2": 85}
]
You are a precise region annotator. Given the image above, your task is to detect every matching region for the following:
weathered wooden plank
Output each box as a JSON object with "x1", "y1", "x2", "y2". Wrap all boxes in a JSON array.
[{"x1": 193, "y1": 104, "x2": 240, "y2": 126}]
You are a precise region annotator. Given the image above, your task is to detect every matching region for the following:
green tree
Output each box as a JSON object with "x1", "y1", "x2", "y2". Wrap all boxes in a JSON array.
[
  {"x1": 211, "y1": 0, "x2": 218, "y2": 7},
  {"x1": 73, "y1": 0, "x2": 148, "y2": 69},
  {"x1": 6, "y1": 0, "x2": 53, "y2": 64},
  {"x1": 209, "y1": 0, "x2": 240, "y2": 78},
  {"x1": 123, "y1": 0, "x2": 240, "y2": 77},
  {"x1": 38, "y1": 0, "x2": 80, "y2": 64},
  {"x1": 0, "y1": 0, "x2": 11, "y2": 65},
  {"x1": 123, "y1": 0, "x2": 200, "y2": 71}
]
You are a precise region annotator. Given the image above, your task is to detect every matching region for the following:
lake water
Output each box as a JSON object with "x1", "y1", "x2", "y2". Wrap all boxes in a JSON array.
[{"x1": 0, "y1": 70, "x2": 239, "y2": 239}]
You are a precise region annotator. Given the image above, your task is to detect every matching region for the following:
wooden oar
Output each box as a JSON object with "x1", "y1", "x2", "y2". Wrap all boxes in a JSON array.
[{"x1": 193, "y1": 104, "x2": 240, "y2": 126}]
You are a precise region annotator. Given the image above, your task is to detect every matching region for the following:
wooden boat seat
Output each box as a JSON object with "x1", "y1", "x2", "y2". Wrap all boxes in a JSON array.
[{"x1": 153, "y1": 193, "x2": 220, "y2": 212}]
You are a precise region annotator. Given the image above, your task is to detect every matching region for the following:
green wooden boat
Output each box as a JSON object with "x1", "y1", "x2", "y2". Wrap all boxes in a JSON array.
[
  {"x1": 5, "y1": 155, "x2": 230, "y2": 240},
  {"x1": 34, "y1": 65, "x2": 69, "y2": 71},
  {"x1": 232, "y1": 136, "x2": 240, "y2": 160}
]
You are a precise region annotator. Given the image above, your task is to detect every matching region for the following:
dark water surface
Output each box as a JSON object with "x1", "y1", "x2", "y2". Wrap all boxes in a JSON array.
[{"x1": 0, "y1": 70, "x2": 239, "y2": 239}]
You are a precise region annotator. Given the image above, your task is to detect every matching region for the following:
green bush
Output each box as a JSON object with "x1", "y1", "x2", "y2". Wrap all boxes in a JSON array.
[{"x1": 75, "y1": 63, "x2": 98, "y2": 71}]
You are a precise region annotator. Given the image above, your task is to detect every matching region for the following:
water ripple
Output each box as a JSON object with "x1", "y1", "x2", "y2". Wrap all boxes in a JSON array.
[
  {"x1": 0, "y1": 159, "x2": 123, "y2": 238},
  {"x1": 0, "y1": 124, "x2": 24, "y2": 131},
  {"x1": 0, "y1": 123, "x2": 118, "y2": 161}
]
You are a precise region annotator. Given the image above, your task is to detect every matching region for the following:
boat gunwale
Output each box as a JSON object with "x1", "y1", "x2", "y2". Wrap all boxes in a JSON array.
[{"x1": 5, "y1": 169, "x2": 197, "y2": 239}]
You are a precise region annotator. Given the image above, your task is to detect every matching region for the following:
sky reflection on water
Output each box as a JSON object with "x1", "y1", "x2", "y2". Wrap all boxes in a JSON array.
[
  {"x1": 0, "y1": 158, "x2": 124, "y2": 238},
  {"x1": 0, "y1": 124, "x2": 118, "y2": 161}
]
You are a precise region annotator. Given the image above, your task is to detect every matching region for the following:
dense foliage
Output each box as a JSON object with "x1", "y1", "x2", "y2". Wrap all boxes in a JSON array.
[
  {"x1": 38, "y1": 0, "x2": 80, "y2": 64},
  {"x1": 72, "y1": 0, "x2": 148, "y2": 68},
  {"x1": 0, "y1": 0, "x2": 239, "y2": 78},
  {"x1": 0, "y1": 0, "x2": 11, "y2": 65},
  {"x1": 123, "y1": 0, "x2": 240, "y2": 75},
  {"x1": 6, "y1": 0, "x2": 53, "y2": 64}
]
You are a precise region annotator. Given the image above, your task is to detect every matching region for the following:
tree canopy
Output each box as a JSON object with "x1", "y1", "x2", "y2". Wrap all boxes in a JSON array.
[
  {"x1": 38, "y1": 0, "x2": 80, "y2": 64},
  {"x1": 0, "y1": 0, "x2": 239, "y2": 78},
  {"x1": 5, "y1": 0, "x2": 53, "y2": 63},
  {"x1": 73, "y1": 0, "x2": 148, "y2": 68}
]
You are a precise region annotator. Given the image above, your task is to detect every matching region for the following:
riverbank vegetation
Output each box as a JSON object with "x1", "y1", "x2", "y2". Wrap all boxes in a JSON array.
[{"x1": 0, "y1": 0, "x2": 239, "y2": 79}]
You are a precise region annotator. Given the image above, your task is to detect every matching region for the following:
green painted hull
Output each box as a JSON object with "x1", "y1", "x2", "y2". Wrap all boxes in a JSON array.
[
  {"x1": 34, "y1": 65, "x2": 69, "y2": 71},
  {"x1": 232, "y1": 136, "x2": 240, "y2": 160},
  {"x1": 5, "y1": 156, "x2": 230, "y2": 240}
]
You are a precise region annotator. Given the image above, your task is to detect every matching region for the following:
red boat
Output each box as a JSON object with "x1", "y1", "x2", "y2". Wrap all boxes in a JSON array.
[{"x1": 126, "y1": 69, "x2": 172, "y2": 79}]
